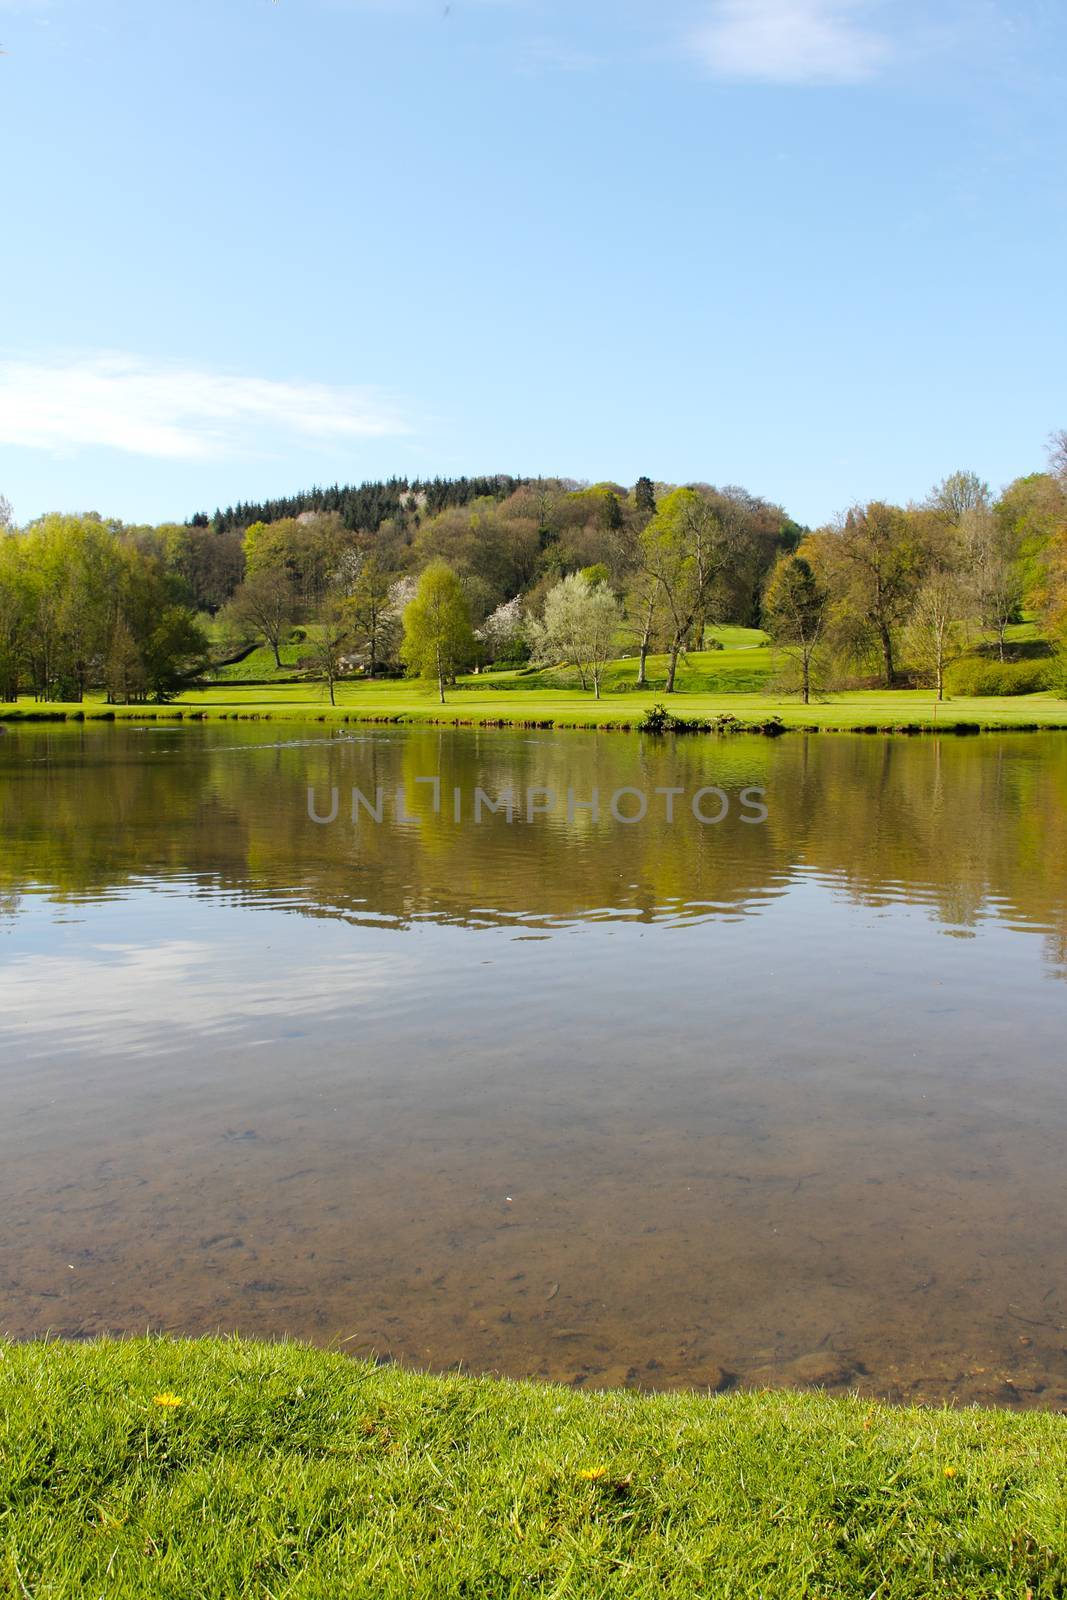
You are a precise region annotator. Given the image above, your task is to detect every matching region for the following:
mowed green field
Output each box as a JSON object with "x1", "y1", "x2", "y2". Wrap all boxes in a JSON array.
[
  {"x1": 4, "y1": 628, "x2": 1067, "y2": 730},
  {"x1": 3, "y1": 1337, "x2": 1067, "y2": 1599},
  {"x1": 4, "y1": 675, "x2": 1067, "y2": 731},
  {"x1": 180, "y1": 677, "x2": 1067, "y2": 729}
]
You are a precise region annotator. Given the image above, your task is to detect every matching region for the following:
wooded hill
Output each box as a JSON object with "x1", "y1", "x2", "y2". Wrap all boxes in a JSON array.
[{"x1": 3, "y1": 438, "x2": 1067, "y2": 707}]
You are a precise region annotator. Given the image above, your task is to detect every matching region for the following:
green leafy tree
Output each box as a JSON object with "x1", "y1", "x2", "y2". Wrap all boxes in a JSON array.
[
  {"x1": 158, "y1": 521, "x2": 243, "y2": 613},
  {"x1": 311, "y1": 598, "x2": 351, "y2": 707},
  {"x1": 641, "y1": 488, "x2": 737, "y2": 693},
  {"x1": 16, "y1": 514, "x2": 127, "y2": 701},
  {"x1": 141, "y1": 607, "x2": 210, "y2": 702},
  {"x1": 598, "y1": 491, "x2": 623, "y2": 533},
  {"x1": 342, "y1": 552, "x2": 397, "y2": 676},
  {"x1": 400, "y1": 560, "x2": 475, "y2": 704},
  {"x1": 821, "y1": 503, "x2": 927, "y2": 687},
  {"x1": 994, "y1": 472, "x2": 1067, "y2": 639},
  {"x1": 222, "y1": 570, "x2": 297, "y2": 668},
  {"x1": 622, "y1": 571, "x2": 661, "y2": 688},
  {"x1": 104, "y1": 620, "x2": 147, "y2": 705},
  {"x1": 243, "y1": 514, "x2": 344, "y2": 611},
  {"x1": 762, "y1": 554, "x2": 828, "y2": 704},
  {"x1": 0, "y1": 533, "x2": 28, "y2": 701}
]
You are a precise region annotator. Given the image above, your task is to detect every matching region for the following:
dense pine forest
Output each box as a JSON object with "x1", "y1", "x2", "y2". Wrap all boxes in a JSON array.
[
  {"x1": 197, "y1": 475, "x2": 530, "y2": 537},
  {"x1": 1, "y1": 436, "x2": 1066, "y2": 706}
]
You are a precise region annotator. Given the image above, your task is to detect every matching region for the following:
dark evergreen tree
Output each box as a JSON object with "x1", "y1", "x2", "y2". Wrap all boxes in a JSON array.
[
  {"x1": 201, "y1": 475, "x2": 529, "y2": 537},
  {"x1": 634, "y1": 476, "x2": 656, "y2": 517},
  {"x1": 601, "y1": 492, "x2": 624, "y2": 532}
]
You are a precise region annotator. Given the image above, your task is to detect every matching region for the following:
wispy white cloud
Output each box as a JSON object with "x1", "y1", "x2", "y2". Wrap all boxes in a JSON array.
[
  {"x1": 0, "y1": 353, "x2": 408, "y2": 459},
  {"x1": 692, "y1": 0, "x2": 892, "y2": 84}
]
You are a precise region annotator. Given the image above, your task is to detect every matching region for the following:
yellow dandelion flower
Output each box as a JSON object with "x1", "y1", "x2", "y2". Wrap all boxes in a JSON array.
[
  {"x1": 943, "y1": 1466, "x2": 957, "y2": 1479},
  {"x1": 579, "y1": 1466, "x2": 607, "y2": 1481},
  {"x1": 152, "y1": 1393, "x2": 183, "y2": 1408}
]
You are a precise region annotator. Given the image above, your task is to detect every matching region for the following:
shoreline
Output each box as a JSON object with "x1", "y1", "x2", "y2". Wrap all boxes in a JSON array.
[
  {"x1": 4, "y1": 699, "x2": 1067, "y2": 735},
  {"x1": 2, "y1": 688, "x2": 1067, "y2": 736}
]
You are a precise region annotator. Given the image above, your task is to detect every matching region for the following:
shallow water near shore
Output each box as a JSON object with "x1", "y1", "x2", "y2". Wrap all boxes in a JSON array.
[{"x1": 1, "y1": 723, "x2": 1066, "y2": 1407}]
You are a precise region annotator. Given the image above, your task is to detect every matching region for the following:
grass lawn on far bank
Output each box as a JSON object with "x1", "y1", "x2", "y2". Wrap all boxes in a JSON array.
[
  {"x1": 2, "y1": 1338, "x2": 1066, "y2": 1598},
  {"x1": 3, "y1": 630, "x2": 1067, "y2": 731},
  {"x1": 4, "y1": 671, "x2": 1067, "y2": 731}
]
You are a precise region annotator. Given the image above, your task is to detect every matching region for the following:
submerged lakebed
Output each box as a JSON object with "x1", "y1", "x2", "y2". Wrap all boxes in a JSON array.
[{"x1": 1, "y1": 723, "x2": 1065, "y2": 1408}]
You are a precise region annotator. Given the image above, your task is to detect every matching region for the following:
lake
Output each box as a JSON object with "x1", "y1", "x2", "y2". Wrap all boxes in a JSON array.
[{"x1": 1, "y1": 722, "x2": 1065, "y2": 1407}]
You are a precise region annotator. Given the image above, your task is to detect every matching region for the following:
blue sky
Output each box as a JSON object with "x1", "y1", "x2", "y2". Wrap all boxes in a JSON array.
[{"x1": 1, "y1": 0, "x2": 1065, "y2": 528}]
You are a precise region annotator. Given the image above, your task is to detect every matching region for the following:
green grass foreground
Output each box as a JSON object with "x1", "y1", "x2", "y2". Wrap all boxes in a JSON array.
[{"x1": 2, "y1": 1339, "x2": 1066, "y2": 1598}]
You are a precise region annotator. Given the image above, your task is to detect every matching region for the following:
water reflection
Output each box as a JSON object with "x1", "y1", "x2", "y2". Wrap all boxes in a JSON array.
[
  {"x1": 2, "y1": 726, "x2": 1066, "y2": 952},
  {"x1": 1, "y1": 725, "x2": 1066, "y2": 1407}
]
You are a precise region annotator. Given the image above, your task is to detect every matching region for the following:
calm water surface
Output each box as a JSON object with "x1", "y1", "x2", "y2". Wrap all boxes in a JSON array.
[{"x1": 1, "y1": 723, "x2": 1065, "y2": 1407}]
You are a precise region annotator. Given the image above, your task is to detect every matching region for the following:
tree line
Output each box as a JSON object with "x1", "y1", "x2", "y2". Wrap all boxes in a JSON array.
[
  {"x1": 764, "y1": 443, "x2": 1067, "y2": 701},
  {"x1": 1, "y1": 435, "x2": 1065, "y2": 704},
  {"x1": 0, "y1": 507, "x2": 211, "y2": 704},
  {"x1": 197, "y1": 475, "x2": 529, "y2": 536}
]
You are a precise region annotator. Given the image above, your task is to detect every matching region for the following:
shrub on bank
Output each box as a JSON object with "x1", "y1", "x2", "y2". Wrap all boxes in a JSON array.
[{"x1": 945, "y1": 658, "x2": 1052, "y2": 696}]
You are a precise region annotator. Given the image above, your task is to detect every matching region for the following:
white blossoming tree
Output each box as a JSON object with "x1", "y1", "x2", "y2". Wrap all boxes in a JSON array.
[{"x1": 527, "y1": 573, "x2": 621, "y2": 699}]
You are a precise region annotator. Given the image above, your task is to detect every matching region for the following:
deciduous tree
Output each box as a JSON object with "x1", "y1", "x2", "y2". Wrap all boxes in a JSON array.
[
  {"x1": 223, "y1": 570, "x2": 297, "y2": 668},
  {"x1": 926, "y1": 471, "x2": 990, "y2": 524},
  {"x1": 958, "y1": 505, "x2": 1022, "y2": 660},
  {"x1": 762, "y1": 554, "x2": 828, "y2": 704},
  {"x1": 907, "y1": 571, "x2": 969, "y2": 701},
  {"x1": 400, "y1": 560, "x2": 475, "y2": 704},
  {"x1": 141, "y1": 607, "x2": 210, "y2": 702},
  {"x1": 641, "y1": 488, "x2": 736, "y2": 693},
  {"x1": 528, "y1": 572, "x2": 621, "y2": 699},
  {"x1": 338, "y1": 551, "x2": 396, "y2": 676},
  {"x1": 311, "y1": 598, "x2": 351, "y2": 707},
  {"x1": 822, "y1": 503, "x2": 927, "y2": 687}
]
